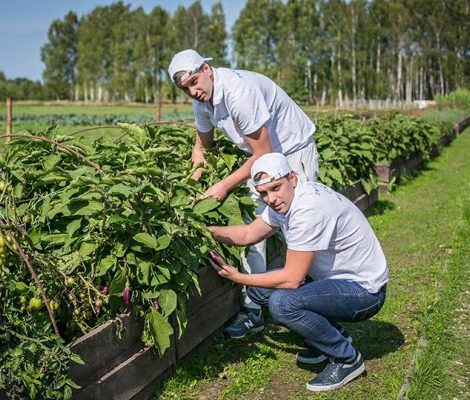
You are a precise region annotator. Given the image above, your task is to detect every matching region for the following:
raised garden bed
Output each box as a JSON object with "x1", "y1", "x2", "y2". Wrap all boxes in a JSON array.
[
  {"x1": 375, "y1": 114, "x2": 470, "y2": 193},
  {"x1": 375, "y1": 153, "x2": 424, "y2": 193},
  {"x1": 453, "y1": 115, "x2": 470, "y2": 134},
  {"x1": 69, "y1": 266, "x2": 241, "y2": 399},
  {"x1": 340, "y1": 180, "x2": 378, "y2": 213}
]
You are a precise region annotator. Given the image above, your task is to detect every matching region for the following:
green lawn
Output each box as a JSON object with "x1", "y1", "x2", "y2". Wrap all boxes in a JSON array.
[
  {"x1": 0, "y1": 102, "x2": 194, "y2": 137},
  {"x1": 153, "y1": 127, "x2": 470, "y2": 400}
]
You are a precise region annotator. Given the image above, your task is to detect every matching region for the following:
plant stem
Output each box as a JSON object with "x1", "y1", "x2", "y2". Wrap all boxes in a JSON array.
[{"x1": 8, "y1": 233, "x2": 60, "y2": 336}]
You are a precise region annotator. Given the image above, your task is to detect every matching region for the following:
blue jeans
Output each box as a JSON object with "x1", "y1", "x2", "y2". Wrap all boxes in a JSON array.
[{"x1": 247, "y1": 279, "x2": 386, "y2": 363}]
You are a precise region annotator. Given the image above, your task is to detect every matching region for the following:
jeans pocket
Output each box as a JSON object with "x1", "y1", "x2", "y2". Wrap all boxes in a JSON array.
[{"x1": 352, "y1": 300, "x2": 382, "y2": 322}]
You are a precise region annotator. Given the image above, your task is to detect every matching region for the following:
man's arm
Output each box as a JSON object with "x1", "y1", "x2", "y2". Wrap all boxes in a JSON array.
[
  {"x1": 202, "y1": 125, "x2": 272, "y2": 201},
  {"x1": 191, "y1": 129, "x2": 214, "y2": 181},
  {"x1": 208, "y1": 216, "x2": 278, "y2": 246},
  {"x1": 209, "y1": 248, "x2": 314, "y2": 289}
]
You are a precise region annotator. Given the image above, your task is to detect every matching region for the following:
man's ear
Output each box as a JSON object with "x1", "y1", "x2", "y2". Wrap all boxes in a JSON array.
[
  {"x1": 202, "y1": 62, "x2": 213, "y2": 76},
  {"x1": 289, "y1": 171, "x2": 298, "y2": 188}
]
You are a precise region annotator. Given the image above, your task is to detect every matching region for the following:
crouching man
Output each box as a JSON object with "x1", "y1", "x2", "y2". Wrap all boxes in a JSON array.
[{"x1": 207, "y1": 152, "x2": 389, "y2": 392}]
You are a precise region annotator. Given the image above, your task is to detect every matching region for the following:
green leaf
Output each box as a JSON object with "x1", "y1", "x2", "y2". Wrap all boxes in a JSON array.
[
  {"x1": 117, "y1": 123, "x2": 148, "y2": 149},
  {"x1": 133, "y1": 232, "x2": 158, "y2": 248},
  {"x1": 137, "y1": 260, "x2": 151, "y2": 285},
  {"x1": 108, "y1": 183, "x2": 132, "y2": 197},
  {"x1": 146, "y1": 308, "x2": 173, "y2": 356},
  {"x1": 218, "y1": 193, "x2": 244, "y2": 225},
  {"x1": 159, "y1": 289, "x2": 177, "y2": 317},
  {"x1": 97, "y1": 256, "x2": 115, "y2": 276},
  {"x1": 66, "y1": 219, "x2": 82, "y2": 237},
  {"x1": 69, "y1": 353, "x2": 85, "y2": 365},
  {"x1": 133, "y1": 232, "x2": 171, "y2": 251},
  {"x1": 68, "y1": 200, "x2": 103, "y2": 216},
  {"x1": 193, "y1": 197, "x2": 220, "y2": 215},
  {"x1": 175, "y1": 309, "x2": 188, "y2": 338},
  {"x1": 44, "y1": 154, "x2": 61, "y2": 170},
  {"x1": 155, "y1": 235, "x2": 171, "y2": 251},
  {"x1": 109, "y1": 267, "x2": 126, "y2": 297},
  {"x1": 79, "y1": 241, "x2": 97, "y2": 258}
]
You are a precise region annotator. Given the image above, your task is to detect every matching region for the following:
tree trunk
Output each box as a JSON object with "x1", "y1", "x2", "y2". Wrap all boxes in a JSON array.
[
  {"x1": 350, "y1": 8, "x2": 357, "y2": 101},
  {"x1": 396, "y1": 40, "x2": 404, "y2": 100}
]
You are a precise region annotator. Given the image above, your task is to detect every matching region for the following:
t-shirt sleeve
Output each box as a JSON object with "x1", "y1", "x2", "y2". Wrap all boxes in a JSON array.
[
  {"x1": 260, "y1": 207, "x2": 282, "y2": 228},
  {"x1": 193, "y1": 100, "x2": 214, "y2": 133},
  {"x1": 226, "y1": 89, "x2": 271, "y2": 135},
  {"x1": 287, "y1": 207, "x2": 335, "y2": 252}
]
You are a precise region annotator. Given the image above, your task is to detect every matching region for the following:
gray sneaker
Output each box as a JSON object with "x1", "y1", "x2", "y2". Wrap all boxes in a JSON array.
[
  {"x1": 224, "y1": 308, "x2": 264, "y2": 339},
  {"x1": 306, "y1": 352, "x2": 365, "y2": 392},
  {"x1": 296, "y1": 328, "x2": 352, "y2": 364}
]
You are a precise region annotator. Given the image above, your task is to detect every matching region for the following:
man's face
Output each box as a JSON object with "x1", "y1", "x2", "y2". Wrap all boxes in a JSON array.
[
  {"x1": 178, "y1": 63, "x2": 214, "y2": 103},
  {"x1": 255, "y1": 172, "x2": 297, "y2": 214}
]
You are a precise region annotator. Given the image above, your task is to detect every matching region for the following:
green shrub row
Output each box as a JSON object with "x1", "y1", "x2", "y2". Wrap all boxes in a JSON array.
[{"x1": 0, "y1": 112, "x2": 194, "y2": 125}]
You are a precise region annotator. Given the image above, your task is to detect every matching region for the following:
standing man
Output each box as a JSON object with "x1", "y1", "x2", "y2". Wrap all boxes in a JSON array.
[
  {"x1": 168, "y1": 49, "x2": 320, "y2": 339},
  {"x1": 207, "y1": 152, "x2": 388, "y2": 392}
]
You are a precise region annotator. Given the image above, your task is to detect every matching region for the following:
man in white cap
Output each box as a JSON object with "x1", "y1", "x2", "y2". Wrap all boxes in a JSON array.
[
  {"x1": 168, "y1": 49, "x2": 320, "y2": 338},
  {"x1": 207, "y1": 152, "x2": 388, "y2": 392}
]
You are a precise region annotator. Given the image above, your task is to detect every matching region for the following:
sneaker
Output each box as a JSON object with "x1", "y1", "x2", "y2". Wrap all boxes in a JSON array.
[
  {"x1": 224, "y1": 308, "x2": 264, "y2": 339},
  {"x1": 306, "y1": 352, "x2": 365, "y2": 392},
  {"x1": 296, "y1": 328, "x2": 353, "y2": 364}
]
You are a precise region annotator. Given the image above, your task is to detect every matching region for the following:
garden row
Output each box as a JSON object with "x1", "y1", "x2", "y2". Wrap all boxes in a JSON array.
[
  {"x1": 0, "y1": 112, "x2": 194, "y2": 126},
  {"x1": 0, "y1": 111, "x2": 468, "y2": 399}
]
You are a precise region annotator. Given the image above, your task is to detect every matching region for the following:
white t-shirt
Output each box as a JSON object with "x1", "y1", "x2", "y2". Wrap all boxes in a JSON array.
[
  {"x1": 260, "y1": 180, "x2": 389, "y2": 293},
  {"x1": 193, "y1": 67, "x2": 315, "y2": 155}
]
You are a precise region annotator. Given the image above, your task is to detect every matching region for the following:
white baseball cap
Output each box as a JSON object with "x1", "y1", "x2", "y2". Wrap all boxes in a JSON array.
[
  {"x1": 168, "y1": 49, "x2": 212, "y2": 84},
  {"x1": 250, "y1": 153, "x2": 292, "y2": 186}
]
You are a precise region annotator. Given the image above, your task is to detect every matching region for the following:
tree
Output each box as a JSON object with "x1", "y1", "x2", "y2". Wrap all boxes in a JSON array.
[
  {"x1": 232, "y1": 0, "x2": 283, "y2": 75},
  {"x1": 200, "y1": 2, "x2": 228, "y2": 66},
  {"x1": 41, "y1": 11, "x2": 79, "y2": 99}
]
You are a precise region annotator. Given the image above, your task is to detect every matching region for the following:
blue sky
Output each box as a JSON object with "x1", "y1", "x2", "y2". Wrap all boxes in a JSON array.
[{"x1": 0, "y1": 1, "x2": 245, "y2": 82}]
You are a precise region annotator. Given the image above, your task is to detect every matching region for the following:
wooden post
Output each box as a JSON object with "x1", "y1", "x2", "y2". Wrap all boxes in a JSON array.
[
  {"x1": 6, "y1": 97, "x2": 12, "y2": 142},
  {"x1": 156, "y1": 101, "x2": 161, "y2": 123}
]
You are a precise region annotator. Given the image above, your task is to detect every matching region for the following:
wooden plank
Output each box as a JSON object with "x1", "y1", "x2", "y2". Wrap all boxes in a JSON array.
[
  {"x1": 175, "y1": 285, "x2": 241, "y2": 359},
  {"x1": 353, "y1": 193, "x2": 369, "y2": 213},
  {"x1": 74, "y1": 345, "x2": 176, "y2": 400},
  {"x1": 340, "y1": 180, "x2": 364, "y2": 201},
  {"x1": 368, "y1": 188, "x2": 378, "y2": 208},
  {"x1": 454, "y1": 116, "x2": 470, "y2": 134},
  {"x1": 375, "y1": 164, "x2": 394, "y2": 183},
  {"x1": 69, "y1": 313, "x2": 143, "y2": 385}
]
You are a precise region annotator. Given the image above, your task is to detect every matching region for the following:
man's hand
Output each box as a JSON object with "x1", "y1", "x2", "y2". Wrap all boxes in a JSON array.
[
  {"x1": 202, "y1": 181, "x2": 230, "y2": 201},
  {"x1": 208, "y1": 250, "x2": 241, "y2": 282},
  {"x1": 190, "y1": 166, "x2": 204, "y2": 181}
]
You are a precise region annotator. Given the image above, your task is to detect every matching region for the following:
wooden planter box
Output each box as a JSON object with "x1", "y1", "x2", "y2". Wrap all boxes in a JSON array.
[
  {"x1": 340, "y1": 179, "x2": 378, "y2": 214},
  {"x1": 375, "y1": 153, "x2": 424, "y2": 193},
  {"x1": 453, "y1": 115, "x2": 470, "y2": 134},
  {"x1": 69, "y1": 266, "x2": 241, "y2": 399}
]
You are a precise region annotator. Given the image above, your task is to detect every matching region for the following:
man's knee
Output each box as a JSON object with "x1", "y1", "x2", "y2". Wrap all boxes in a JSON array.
[
  {"x1": 268, "y1": 289, "x2": 301, "y2": 324},
  {"x1": 247, "y1": 286, "x2": 270, "y2": 306}
]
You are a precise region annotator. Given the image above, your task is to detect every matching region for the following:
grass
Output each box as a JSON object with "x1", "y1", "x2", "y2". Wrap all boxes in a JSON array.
[
  {"x1": 0, "y1": 102, "x2": 194, "y2": 138},
  {"x1": 153, "y1": 127, "x2": 470, "y2": 399},
  {"x1": 418, "y1": 107, "x2": 470, "y2": 124}
]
